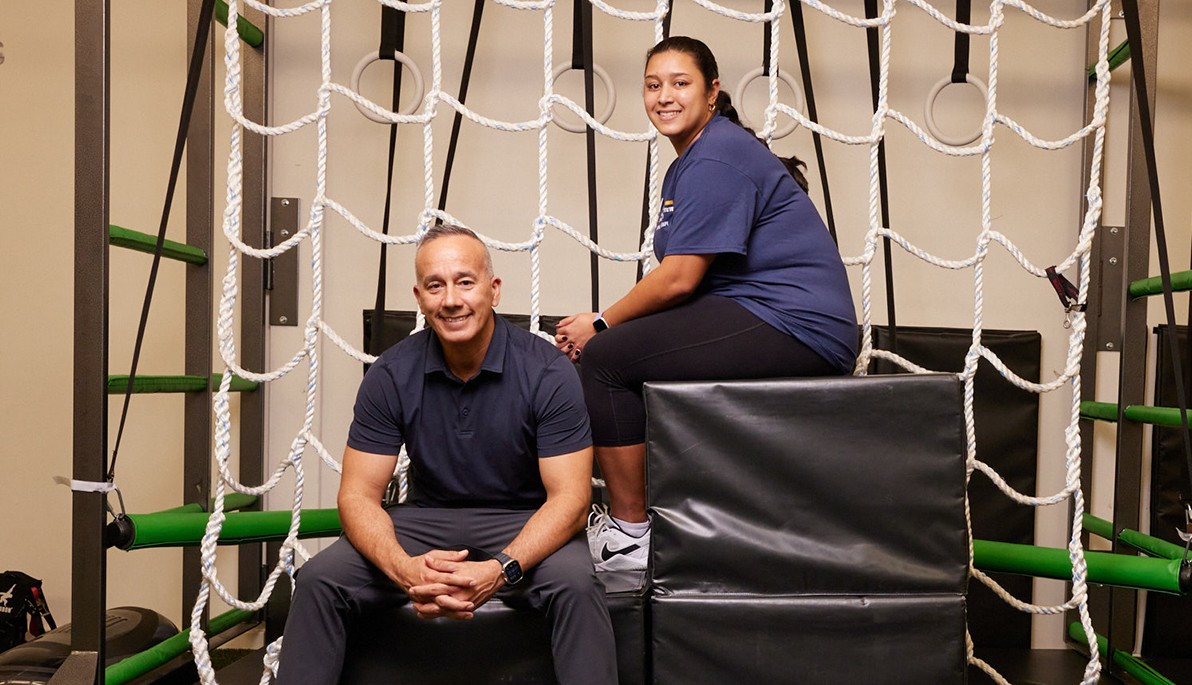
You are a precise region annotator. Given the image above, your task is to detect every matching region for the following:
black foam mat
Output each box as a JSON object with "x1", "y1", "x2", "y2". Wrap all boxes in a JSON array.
[
  {"x1": 1144, "y1": 324, "x2": 1192, "y2": 659},
  {"x1": 873, "y1": 326, "x2": 1040, "y2": 648},
  {"x1": 650, "y1": 594, "x2": 967, "y2": 684},
  {"x1": 645, "y1": 374, "x2": 968, "y2": 596}
]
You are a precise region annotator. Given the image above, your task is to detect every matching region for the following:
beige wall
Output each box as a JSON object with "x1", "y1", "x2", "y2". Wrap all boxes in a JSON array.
[{"x1": 2, "y1": 0, "x2": 1190, "y2": 655}]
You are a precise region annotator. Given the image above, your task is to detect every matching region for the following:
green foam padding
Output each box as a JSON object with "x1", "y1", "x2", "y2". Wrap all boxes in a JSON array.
[
  {"x1": 155, "y1": 494, "x2": 258, "y2": 515},
  {"x1": 973, "y1": 539, "x2": 1187, "y2": 595},
  {"x1": 1083, "y1": 514, "x2": 1191, "y2": 562},
  {"x1": 108, "y1": 225, "x2": 208, "y2": 265},
  {"x1": 107, "y1": 374, "x2": 258, "y2": 394},
  {"x1": 1129, "y1": 269, "x2": 1192, "y2": 298},
  {"x1": 1080, "y1": 400, "x2": 1192, "y2": 428},
  {"x1": 104, "y1": 608, "x2": 253, "y2": 685},
  {"x1": 214, "y1": 0, "x2": 264, "y2": 48},
  {"x1": 120, "y1": 508, "x2": 342, "y2": 550},
  {"x1": 1067, "y1": 622, "x2": 1177, "y2": 685}
]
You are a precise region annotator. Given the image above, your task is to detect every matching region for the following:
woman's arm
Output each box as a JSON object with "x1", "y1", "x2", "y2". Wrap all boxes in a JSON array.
[{"x1": 555, "y1": 253, "x2": 714, "y2": 359}]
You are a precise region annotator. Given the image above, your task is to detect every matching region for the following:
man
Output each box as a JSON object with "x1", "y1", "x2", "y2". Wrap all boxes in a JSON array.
[{"x1": 276, "y1": 224, "x2": 618, "y2": 684}]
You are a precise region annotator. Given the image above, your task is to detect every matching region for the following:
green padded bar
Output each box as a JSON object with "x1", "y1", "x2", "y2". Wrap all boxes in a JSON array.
[
  {"x1": 108, "y1": 225, "x2": 208, "y2": 265},
  {"x1": 1067, "y1": 622, "x2": 1176, "y2": 685},
  {"x1": 214, "y1": 0, "x2": 265, "y2": 48},
  {"x1": 119, "y1": 508, "x2": 342, "y2": 550},
  {"x1": 973, "y1": 539, "x2": 1188, "y2": 595},
  {"x1": 107, "y1": 374, "x2": 258, "y2": 394},
  {"x1": 104, "y1": 608, "x2": 253, "y2": 685},
  {"x1": 1083, "y1": 514, "x2": 1190, "y2": 562},
  {"x1": 155, "y1": 494, "x2": 259, "y2": 515},
  {"x1": 1080, "y1": 400, "x2": 1191, "y2": 428},
  {"x1": 1129, "y1": 269, "x2": 1192, "y2": 298},
  {"x1": 1088, "y1": 38, "x2": 1132, "y2": 80}
]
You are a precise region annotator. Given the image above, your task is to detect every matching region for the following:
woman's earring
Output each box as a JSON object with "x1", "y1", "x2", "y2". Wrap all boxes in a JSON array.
[{"x1": 708, "y1": 102, "x2": 715, "y2": 112}]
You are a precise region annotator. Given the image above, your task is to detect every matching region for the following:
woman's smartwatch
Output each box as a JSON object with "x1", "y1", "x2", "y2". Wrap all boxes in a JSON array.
[
  {"x1": 592, "y1": 312, "x2": 609, "y2": 333},
  {"x1": 492, "y1": 552, "x2": 524, "y2": 585}
]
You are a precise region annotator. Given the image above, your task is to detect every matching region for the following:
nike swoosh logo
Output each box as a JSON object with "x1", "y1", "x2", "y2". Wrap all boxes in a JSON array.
[{"x1": 600, "y1": 543, "x2": 642, "y2": 562}]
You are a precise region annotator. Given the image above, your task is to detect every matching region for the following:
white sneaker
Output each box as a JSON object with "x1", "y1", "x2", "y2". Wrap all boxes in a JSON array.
[{"x1": 587, "y1": 505, "x2": 649, "y2": 573}]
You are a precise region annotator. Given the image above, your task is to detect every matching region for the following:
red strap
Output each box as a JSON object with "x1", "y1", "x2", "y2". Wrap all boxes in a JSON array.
[{"x1": 1046, "y1": 266, "x2": 1085, "y2": 312}]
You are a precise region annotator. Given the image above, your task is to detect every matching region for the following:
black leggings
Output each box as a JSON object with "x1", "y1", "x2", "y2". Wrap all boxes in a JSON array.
[{"x1": 580, "y1": 295, "x2": 845, "y2": 446}]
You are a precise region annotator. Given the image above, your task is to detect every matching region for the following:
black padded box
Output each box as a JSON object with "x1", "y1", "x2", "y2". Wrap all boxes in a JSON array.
[
  {"x1": 645, "y1": 374, "x2": 968, "y2": 596},
  {"x1": 644, "y1": 375, "x2": 968, "y2": 683},
  {"x1": 339, "y1": 590, "x2": 646, "y2": 684},
  {"x1": 651, "y1": 594, "x2": 967, "y2": 684}
]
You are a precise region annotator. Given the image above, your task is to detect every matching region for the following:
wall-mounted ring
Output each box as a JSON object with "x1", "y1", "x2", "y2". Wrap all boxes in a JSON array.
[
  {"x1": 732, "y1": 67, "x2": 804, "y2": 140},
  {"x1": 550, "y1": 63, "x2": 616, "y2": 134},
  {"x1": 923, "y1": 73, "x2": 988, "y2": 146},
  {"x1": 350, "y1": 50, "x2": 426, "y2": 124}
]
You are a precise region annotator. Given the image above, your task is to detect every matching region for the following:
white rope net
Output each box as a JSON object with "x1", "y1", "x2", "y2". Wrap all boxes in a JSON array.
[{"x1": 194, "y1": 1, "x2": 1116, "y2": 683}]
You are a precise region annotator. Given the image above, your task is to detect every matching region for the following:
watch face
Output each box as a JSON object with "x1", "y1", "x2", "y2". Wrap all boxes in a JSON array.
[{"x1": 503, "y1": 559, "x2": 524, "y2": 585}]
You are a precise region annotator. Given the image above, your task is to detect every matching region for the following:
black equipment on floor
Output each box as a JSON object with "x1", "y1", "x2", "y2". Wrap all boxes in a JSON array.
[
  {"x1": 0, "y1": 571, "x2": 55, "y2": 655},
  {"x1": 0, "y1": 607, "x2": 177, "y2": 685}
]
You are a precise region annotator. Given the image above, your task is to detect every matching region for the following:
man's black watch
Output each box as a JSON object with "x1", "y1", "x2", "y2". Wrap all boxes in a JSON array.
[
  {"x1": 592, "y1": 312, "x2": 609, "y2": 333},
  {"x1": 493, "y1": 552, "x2": 524, "y2": 585}
]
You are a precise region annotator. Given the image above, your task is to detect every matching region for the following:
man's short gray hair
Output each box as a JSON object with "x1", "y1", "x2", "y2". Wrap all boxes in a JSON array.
[{"x1": 416, "y1": 223, "x2": 494, "y2": 276}]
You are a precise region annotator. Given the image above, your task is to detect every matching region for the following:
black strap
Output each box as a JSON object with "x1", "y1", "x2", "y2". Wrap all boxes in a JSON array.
[
  {"x1": 1045, "y1": 266, "x2": 1085, "y2": 312},
  {"x1": 368, "y1": 5, "x2": 407, "y2": 358},
  {"x1": 863, "y1": 0, "x2": 898, "y2": 356},
  {"x1": 763, "y1": 0, "x2": 774, "y2": 76},
  {"x1": 437, "y1": 0, "x2": 486, "y2": 215},
  {"x1": 109, "y1": 0, "x2": 217, "y2": 482},
  {"x1": 1120, "y1": 0, "x2": 1192, "y2": 530},
  {"x1": 951, "y1": 0, "x2": 972, "y2": 84},
  {"x1": 573, "y1": 0, "x2": 600, "y2": 311},
  {"x1": 788, "y1": 0, "x2": 837, "y2": 244},
  {"x1": 636, "y1": 11, "x2": 674, "y2": 282}
]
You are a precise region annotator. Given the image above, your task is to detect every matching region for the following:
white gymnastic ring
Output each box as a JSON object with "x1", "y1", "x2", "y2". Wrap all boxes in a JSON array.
[
  {"x1": 732, "y1": 67, "x2": 804, "y2": 140},
  {"x1": 550, "y1": 63, "x2": 617, "y2": 134},
  {"x1": 350, "y1": 50, "x2": 426, "y2": 124},
  {"x1": 923, "y1": 73, "x2": 988, "y2": 147}
]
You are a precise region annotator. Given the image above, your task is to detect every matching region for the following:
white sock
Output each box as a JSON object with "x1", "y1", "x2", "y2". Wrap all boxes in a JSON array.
[{"x1": 612, "y1": 516, "x2": 650, "y2": 538}]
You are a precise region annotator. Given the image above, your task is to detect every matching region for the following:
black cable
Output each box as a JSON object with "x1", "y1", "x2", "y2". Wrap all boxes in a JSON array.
[
  {"x1": 1119, "y1": 0, "x2": 1192, "y2": 536},
  {"x1": 368, "y1": 5, "x2": 407, "y2": 359},
  {"x1": 437, "y1": 0, "x2": 486, "y2": 215},
  {"x1": 788, "y1": 0, "x2": 838, "y2": 244},
  {"x1": 108, "y1": 0, "x2": 217, "y2": 482},
  {"x1": 863, "y1": 0, "x2": 898, "y2": 357},
  {"x1": 951, "y1": 0, "x2": 972, "y2": 85},
  {"x1": 573, "y1": 0, "x2": 600, "y2": 311}
]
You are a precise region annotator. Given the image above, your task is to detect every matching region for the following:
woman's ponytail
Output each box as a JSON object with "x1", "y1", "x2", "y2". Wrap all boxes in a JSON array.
[{"x1": 715, "y1": 92, "x2": 810, "y2": 193}]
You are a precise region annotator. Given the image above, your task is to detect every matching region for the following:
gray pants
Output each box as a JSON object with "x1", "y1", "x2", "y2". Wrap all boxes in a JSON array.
[{"x1": 276, "y1": 506, "x2": 618, "y2": 685}]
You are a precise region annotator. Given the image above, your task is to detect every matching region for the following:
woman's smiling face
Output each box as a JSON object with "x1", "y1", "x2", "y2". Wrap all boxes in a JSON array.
[{"x1": 643, "y1": 49, "x2": 719, "y2": 156}]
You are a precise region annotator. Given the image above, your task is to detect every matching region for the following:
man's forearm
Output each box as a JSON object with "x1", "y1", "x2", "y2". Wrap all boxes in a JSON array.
[
  {"x1": 339, "y1": 493, "x2": 414, "y2": 587},
  {"x1": 500, "y1": 491, "x2": 588, "y2": 571}
]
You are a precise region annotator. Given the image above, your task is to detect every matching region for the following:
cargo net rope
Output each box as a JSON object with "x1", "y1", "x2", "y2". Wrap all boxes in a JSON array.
[{"x1": 197, "y1": 0, "x2": 1116, "y2": 683}]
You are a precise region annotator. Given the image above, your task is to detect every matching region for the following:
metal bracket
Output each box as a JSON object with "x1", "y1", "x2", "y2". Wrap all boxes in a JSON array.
[
  {"x1": 269, "y1": 197, "x2": 300, "y2": 327},
  {"x1": 1095, "y1": 225, "x2": 1124, "y2": 352}
]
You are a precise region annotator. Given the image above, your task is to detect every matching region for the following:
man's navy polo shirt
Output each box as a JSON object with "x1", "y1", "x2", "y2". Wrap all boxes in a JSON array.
[{"x1": 347, "y1": 314, "x2": 592, "y2": 509}]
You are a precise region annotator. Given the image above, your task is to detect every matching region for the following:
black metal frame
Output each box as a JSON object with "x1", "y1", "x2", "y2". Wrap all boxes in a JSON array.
[
  {"x1": 1076, "y1": 0, "x2": 1160, "y2": 677},
  {"x1": 66, "y1": 1, "x2": 268, "y2": 682}
]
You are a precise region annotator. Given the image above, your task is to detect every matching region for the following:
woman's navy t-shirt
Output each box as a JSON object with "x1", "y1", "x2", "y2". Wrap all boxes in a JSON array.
[{"x1": 654, "y1": 114, "x2": 858, "y2": 372}]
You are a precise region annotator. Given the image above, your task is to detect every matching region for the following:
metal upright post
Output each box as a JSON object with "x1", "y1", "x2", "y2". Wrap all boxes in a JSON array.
[
  {"x1": 238, "y1": 2, "x2": 270, "y2": 606},
  {"x1": 59, "y1": 1, "x2": 112, "y2": 683},
  {"x1": 1105, "y1": 0, "x2": 1160, "y2": 672},
  {"x1": 183, "y1": 0, "x2": 216, "y2": 624}
]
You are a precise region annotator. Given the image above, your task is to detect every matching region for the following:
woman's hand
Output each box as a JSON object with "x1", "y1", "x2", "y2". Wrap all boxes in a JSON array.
[{"x1": 554, "y1": 313, "x2": 599, "y2": 362}]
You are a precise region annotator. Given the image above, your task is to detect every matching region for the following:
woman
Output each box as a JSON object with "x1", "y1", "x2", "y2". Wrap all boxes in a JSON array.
[{"x1": 554, "y1": 36, "x2": 857, "y2": 574}]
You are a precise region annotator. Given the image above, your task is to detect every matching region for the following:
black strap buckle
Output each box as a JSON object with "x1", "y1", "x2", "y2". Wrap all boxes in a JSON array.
[{"x1": 1046, "y1": 266, "x2": 1086, "y2": 328}]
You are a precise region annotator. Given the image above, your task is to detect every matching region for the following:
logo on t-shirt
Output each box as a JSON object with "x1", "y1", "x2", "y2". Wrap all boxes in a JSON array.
[{"x1": 659, "y1": 199, "x2": 674, "y2": 231}]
